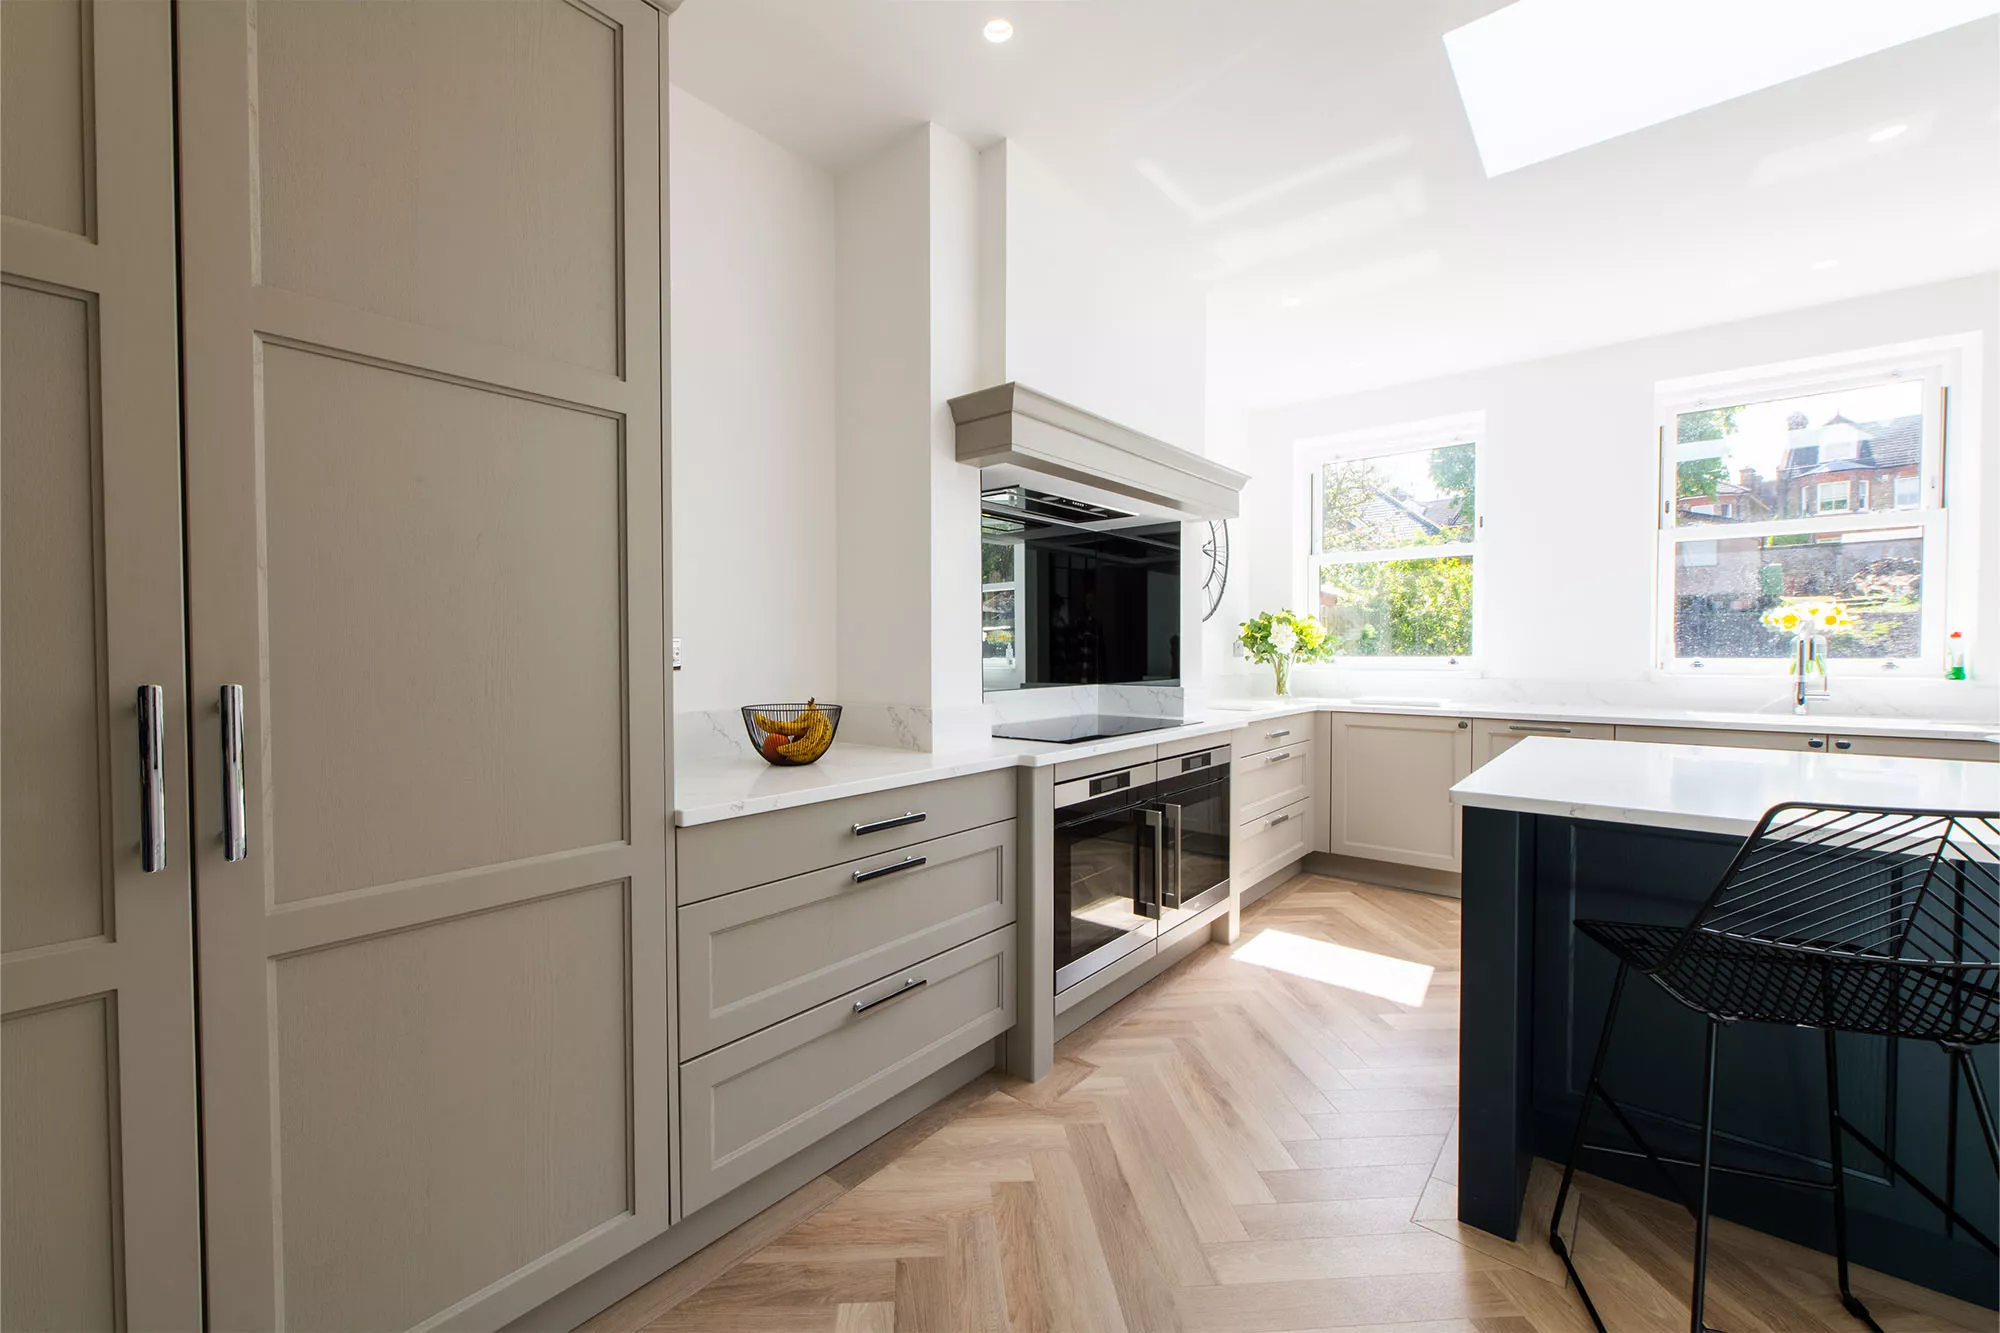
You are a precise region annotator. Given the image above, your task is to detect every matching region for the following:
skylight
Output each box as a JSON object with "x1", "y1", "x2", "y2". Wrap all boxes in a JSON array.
[{"x1": 1444, "y1": 0, "x2": 2000, "y2": 177}]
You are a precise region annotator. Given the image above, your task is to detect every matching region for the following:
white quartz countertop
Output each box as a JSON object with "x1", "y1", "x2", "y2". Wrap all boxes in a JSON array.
[
  {"x1": 674, "y1": 699, "x2": 1996, "y2": 827},
  {"x1": 1450, "y1": 737, "x2": 2000, "y2": 837}
]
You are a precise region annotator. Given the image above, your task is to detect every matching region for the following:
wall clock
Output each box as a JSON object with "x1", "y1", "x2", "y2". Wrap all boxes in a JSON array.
[{"x1": 1199, "y1": 520, "x2": 1230, "y2": 622}]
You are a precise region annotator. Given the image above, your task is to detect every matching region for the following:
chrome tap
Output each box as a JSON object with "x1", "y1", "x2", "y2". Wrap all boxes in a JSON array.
[{"x1": 1792, "y1": 634, "x2": 1830, "y2": 715}]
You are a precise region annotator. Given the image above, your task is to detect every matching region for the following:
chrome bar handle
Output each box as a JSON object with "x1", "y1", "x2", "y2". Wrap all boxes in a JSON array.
[
  {"x1": 220, "y1": 684, "x2": 246, "y2": 862},
  {"x1": 1506, "y1": 724, "x2": 1573, "y2": 734},
  {"x1": 854, "y1": 976, "x2": 926, "y2": 1015},
  {"x1": 137, "y1": 685, "x2": 166, "y2": 873},
  {"x1": 853, "y1": 811, "x2": 925, "y2": 837},
  {"x1": 1161, "y1": 802, "x2": 1185, "y2": 909},
  {"x1": 853, "y1": 855, "x2": 926, "y2": 884}
]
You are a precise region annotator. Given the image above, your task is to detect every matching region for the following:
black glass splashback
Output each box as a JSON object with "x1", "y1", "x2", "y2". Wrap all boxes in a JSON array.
[{"x1": 983, "y1": 502, "x2": 1180, "y2": 689}]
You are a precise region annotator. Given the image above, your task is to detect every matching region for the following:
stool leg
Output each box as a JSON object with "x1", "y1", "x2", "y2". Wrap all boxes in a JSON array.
[
  {"x1": 1690, "y1": 1017, "x2": 1719, "y2": 1333},
  {"x1": 1550, "y1": 961, "x2": 1627, "y2": 1333},
  {"x1": 1824, "y1": 1029, "x2": 1879, "y2": 1330}
]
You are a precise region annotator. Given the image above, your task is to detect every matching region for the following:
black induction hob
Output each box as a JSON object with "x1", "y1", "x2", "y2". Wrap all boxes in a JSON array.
[{"x1": 990, "y1": 714, "x2": 1186, "y2": 744}]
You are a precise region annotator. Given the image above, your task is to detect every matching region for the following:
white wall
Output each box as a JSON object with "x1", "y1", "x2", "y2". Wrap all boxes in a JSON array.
[
  {"x1": 668, "y1": 86, "x2": 837, "y2": 713},
  {"x1": 1229, "y1": 275, "x2": 2000, "y2": 718},
  {"x1": 990, "y1": 142, "x2": 1208, "y2": 453},
  {"x1": 834, "y1": 129, "x2": 935, "y2": 717},
  {"x1": 983, "y1": 141, "x2": 1220, "y2": 706}
]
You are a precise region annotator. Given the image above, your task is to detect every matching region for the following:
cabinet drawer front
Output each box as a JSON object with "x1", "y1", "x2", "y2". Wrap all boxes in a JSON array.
[
  {"x1": 680, "y1": 929, "x2": 1015, "y2": 1212},
  {"x1": 679, "y1": 822, "x2": 1016, "y2": 1055},
  {"x1": 1827, "y1": 735, "x2": 1998, "y2": 762},
  {"x1": 1235, "y1": 797, "x2": 1311, "y2": 891},
  {"x1": 1233, "y1": 712, "x2": 1315, "y2": 761},
  {"x1": 1611, "y1": 725, "x2": 1823, "y2": 752},
  {"x1": 677, "y1": 769, "x2": 1014, "y2": 902},
  {"x1": 1236, "y1": 741, "x2": 1313, "y2": 825}
]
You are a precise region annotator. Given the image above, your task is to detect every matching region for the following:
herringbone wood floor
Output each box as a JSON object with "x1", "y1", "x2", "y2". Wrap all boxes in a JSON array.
[{"x1": 583, "y1": 876, "x2": 1992, "y2": 1333}]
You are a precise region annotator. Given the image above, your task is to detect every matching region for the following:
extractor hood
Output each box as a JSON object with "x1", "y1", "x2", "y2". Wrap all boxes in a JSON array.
[{"x1": 947, "y1": 383, "x2": 1247, "y2": 521}]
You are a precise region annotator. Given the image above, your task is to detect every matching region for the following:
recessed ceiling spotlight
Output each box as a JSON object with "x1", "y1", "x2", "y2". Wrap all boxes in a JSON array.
[
  {"x1": 1811, "y1": 258, "x2": 1840, "y2": 270},
  {"x1": 1280, "y1": 294, "x2": 1304, "y2": 308},
  {"x1": 983, "y1": 18, "x2": 1013, "y2": 43},
  {"x1": 1867, "y1": 123, "x2": 1909, "y2": 143}
]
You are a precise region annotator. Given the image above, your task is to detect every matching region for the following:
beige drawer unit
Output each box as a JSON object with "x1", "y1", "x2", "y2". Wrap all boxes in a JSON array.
[
  {"x1": 680, "y1": 928, "x2": 1015, "y2": 1211},
  {"x1": 678, "y1": 822, "x2": 1016, "y2": 1055},
  {"x1": 1234, "y1": 711, "x2": 1315, "y2": 761},
  {"x1": 1236, "y1": 797, "x2": 1311, "y2": 890},
  {"x1": 1236, "y1": 740, "x2": 1314, "y2": 825},
  {"x1": 1473, "y1": 718, "x2": 1616, "y2": 769},
  {"x1": 1612, "y1": 725, "x2": 1825, "y2": 752},
  {"x1": 676, "y1": 768, "x2": 1014, "y2": 902},
  {"x1": 1824, "y1": 734, "x2": 1998, "y2": 762}
]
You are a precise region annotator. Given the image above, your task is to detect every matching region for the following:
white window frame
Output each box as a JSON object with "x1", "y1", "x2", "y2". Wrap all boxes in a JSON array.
[
  {"x1": 1654, "y1": 352, "x2": 1950, "y2": 675},
  {"x1": 1816, "y1": 480, "x2": 1851, "y2": 513},
  {"x1": 1294, "y1": 412, "x2": 1485, "y2": 669},
  {"x1": 1895, "y1": 473, "x2": 1920, "y2": 510}
]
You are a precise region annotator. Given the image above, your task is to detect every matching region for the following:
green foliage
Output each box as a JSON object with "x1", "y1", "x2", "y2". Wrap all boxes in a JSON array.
[
  {"x1": 1238, "y1": 609, "x2": 1332, "y2": 667},
  {"x1": 1426, "y1": 442, "x2": 1476, "y2": 532},
  {"x1": 1321, "y1": 558, "x2": 1474, "y2": 657},
  {"x1": 1676, "y1": 407, "x2": 1739, "y2": 443},
  {"x1": 1757, "y1": 562, "x2": 1784, "y2": 603},
  {"x1": 1676, "y1": 457, "x2": 1730, "y2": 503}
]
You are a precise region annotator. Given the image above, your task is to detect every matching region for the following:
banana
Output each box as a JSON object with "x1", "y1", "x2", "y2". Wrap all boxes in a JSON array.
[
  {"x1": 753, "y1": 709, "x2": 811, "y2": 738},
  {"x1": 777, "y1": 700, "x2": 832, "y2": 761}
]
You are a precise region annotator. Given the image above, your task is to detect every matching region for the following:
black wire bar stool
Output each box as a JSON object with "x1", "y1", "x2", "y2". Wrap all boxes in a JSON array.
[{"x1": 1549, "y1": 804, "x2": 1998, "y2": 1333}]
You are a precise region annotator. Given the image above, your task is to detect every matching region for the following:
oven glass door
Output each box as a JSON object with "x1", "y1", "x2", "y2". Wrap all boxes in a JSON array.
[
  {"x1": 1053, "y1": 796, "x2": 1159, "y2": 992},
  {"x1": 1156, "y1": 761, "x2": 1231, "y2": 935}
]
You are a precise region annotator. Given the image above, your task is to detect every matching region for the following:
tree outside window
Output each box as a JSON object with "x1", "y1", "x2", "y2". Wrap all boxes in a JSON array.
[{"x1": 1304, "y1": 429, "x2": 1478, "y2": 660}]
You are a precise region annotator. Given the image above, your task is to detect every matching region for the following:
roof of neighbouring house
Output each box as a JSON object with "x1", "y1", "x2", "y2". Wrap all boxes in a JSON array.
[{"x1": 1782, "y1": 413, "x2": 1921, "y2": 479}]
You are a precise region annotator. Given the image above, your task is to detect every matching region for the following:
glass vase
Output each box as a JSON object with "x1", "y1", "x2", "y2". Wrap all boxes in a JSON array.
[{"x1": 1272, "y1": 655, "x2": 1291, "y2": 697}]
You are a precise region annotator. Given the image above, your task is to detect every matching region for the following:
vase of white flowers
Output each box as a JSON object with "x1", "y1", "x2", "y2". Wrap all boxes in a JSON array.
[{"x1": 1239, "y1": 610, "x2": 1331, "y2": 697}]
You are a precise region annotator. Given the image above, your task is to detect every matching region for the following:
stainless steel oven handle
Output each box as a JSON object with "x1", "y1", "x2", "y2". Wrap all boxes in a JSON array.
[
  {"x1": 1160, "y1": 802, "x2": 1184, "y2": 909},
  {"x1": 137, "y1": 685, "x2": 166, "y2": 873},
  {"x1": 1141, "y1": 808, "x2": 1164, "y2": 919}
]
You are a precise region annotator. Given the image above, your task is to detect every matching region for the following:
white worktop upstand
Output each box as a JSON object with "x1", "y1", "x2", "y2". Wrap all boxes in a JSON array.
[{"x1": 1450, "y1": 736, "x2": 2000, "y2": 837}]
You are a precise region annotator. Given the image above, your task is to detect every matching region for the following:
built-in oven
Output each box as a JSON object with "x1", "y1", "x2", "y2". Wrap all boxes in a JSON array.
[{"x1": 1052, "y1": 745, "x2": 1231, "y2": 994}]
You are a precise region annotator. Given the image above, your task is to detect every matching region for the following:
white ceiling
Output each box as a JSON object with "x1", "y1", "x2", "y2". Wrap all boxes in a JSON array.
[{"x1": 668, "y1": 1, "x2": 2000, "y2": 410}]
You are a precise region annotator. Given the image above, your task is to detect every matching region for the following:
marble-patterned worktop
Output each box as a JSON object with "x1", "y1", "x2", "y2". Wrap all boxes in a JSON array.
[
  {"x1": 1450, "y1": 736, "x2": 2000, "y2": 837},
  {"x1": 673, "y1": 697, "x2": 1996, "y2": 827}
]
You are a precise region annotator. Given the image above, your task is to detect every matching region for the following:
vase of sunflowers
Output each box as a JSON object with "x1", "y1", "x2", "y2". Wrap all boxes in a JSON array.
[{"x1": 1762, "y1": 602, "x2": 1852, "y2": 713}]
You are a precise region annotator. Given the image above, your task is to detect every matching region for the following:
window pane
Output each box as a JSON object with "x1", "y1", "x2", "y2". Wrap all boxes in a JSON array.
[
  {"x1": 1320, "y1": 442, "x2": 1474, "y2": 552},
  {"x1": 1318, "y1": 556, "x2": 1474, "y2": 657},
  {"x1": 1673, "y1": 380, "x2": 1922, "y2": 525},
  {"x1": 1672, "y1": 528, "x2": 1922, "y2": 659},
  {"x1": 981, "y1": 590, "x2": 1015, "y2": 664}
]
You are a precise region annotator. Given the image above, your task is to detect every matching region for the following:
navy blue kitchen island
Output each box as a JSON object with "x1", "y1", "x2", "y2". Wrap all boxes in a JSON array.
[{"x1": 1451, "y1": 737, "x2": 2000, "y2": 1310}]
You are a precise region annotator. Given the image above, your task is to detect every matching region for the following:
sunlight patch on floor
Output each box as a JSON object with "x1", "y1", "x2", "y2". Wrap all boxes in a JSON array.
[{"x1": 1230, "y1": 927, "x2": 1435, "y2": 1006}]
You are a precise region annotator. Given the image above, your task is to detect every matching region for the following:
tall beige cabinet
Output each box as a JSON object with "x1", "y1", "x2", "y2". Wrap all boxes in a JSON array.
[
  {"x1": 3, "y1": 2, "x2": 676, "y2": 1330},
  {"x1": 2, "y1": 2, "x2": 203, "y2": 1329}
]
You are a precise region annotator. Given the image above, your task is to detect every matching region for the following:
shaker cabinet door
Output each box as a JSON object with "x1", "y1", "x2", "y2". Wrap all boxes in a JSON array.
[
  {"x1": 1327, "y1": 714, "x2": 1473, "y2": 872},
  {"x1": 176, "y1": 3, "x2": 672, "y2": 1328},
  {"x1": 1, "y1": 3, "x2": 203, "y2": 1328}
]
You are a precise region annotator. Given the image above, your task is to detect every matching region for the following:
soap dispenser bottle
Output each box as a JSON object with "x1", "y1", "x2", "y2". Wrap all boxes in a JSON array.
[{"x1": 1946, "y1": 631, "x2": 1967, "y2": 681}]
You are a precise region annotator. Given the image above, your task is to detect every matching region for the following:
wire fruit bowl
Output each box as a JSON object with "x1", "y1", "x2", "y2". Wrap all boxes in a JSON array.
[{"x1": 741, "y1": 702, "x2": 842, "y2": 767}]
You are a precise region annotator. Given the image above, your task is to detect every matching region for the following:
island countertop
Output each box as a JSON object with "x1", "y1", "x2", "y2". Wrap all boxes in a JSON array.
[{"x1": 1450, "y1": 736, "x2": 2000, "y2": 836}]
